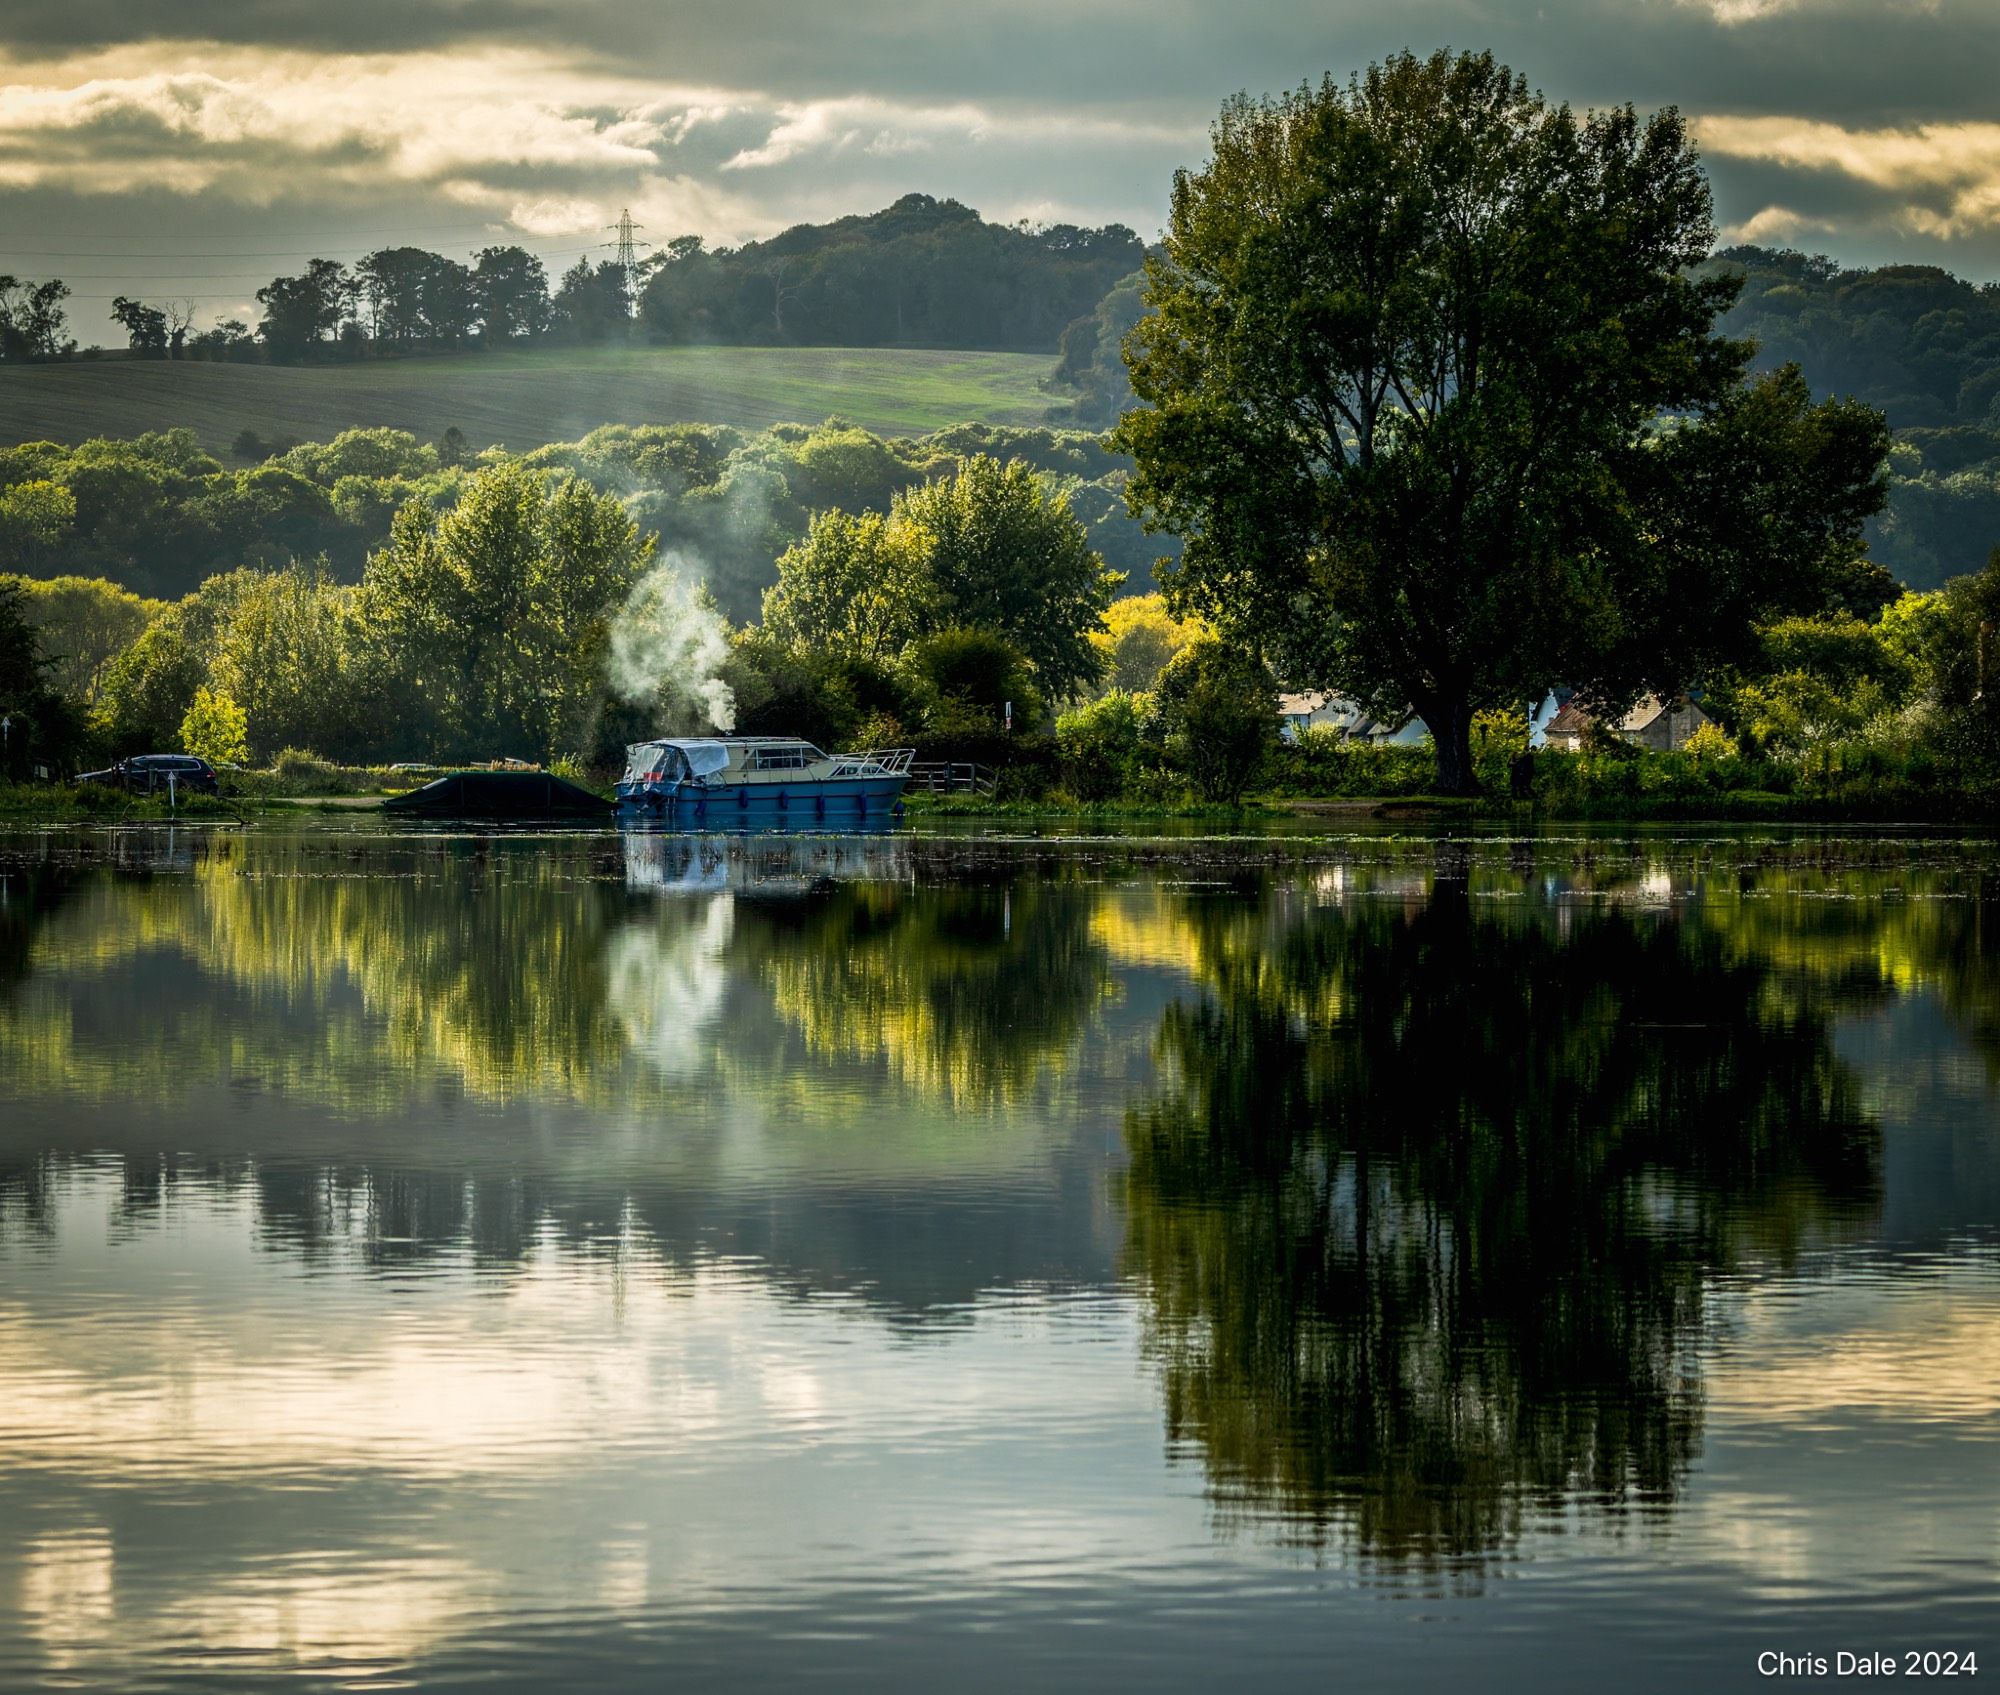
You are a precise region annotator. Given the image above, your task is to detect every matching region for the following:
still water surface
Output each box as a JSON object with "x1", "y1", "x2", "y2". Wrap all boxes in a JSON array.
[{"x1": 1, "y1": 823, "x2": 1996, "y2": 1691}]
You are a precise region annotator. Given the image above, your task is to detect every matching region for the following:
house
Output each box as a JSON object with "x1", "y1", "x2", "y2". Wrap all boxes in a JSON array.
[
  {"x1": 1541, "y1": 694, "x2": 1710, "y2": 753},
  {"x1": 1277, "y1": 691, "x2": 1428, "y2": 746}
]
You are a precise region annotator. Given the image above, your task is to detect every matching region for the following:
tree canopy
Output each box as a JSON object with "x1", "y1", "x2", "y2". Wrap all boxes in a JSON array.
[
  {"x1": 640, "y1": 194, "x2": 1142, "y2": 352},
  {"x1": 1116, "y1": 51, "x2": 1889, "y2": 791},
  {"x1": 762, "y1": 452, "x2": 1121, "y2": 699}
]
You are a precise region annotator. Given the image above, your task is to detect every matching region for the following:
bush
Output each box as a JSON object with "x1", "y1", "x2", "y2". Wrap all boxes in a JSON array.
[
  {"x1": 1260, "y1": 728, "x2": 1436, "y2": 796},
  {"x1": 179, "y1": 686, "x2": 248, "y2": 767},
  {"x1": 273, "y1": 746, "x2": 331, "y2": 779},
  {"x1": 1153, "y1": 638, "x2": 1277, "y2": 802},
  {"x1": 95, "y1": 618, "x2": 204, "y2": 754},
  {"x1": 1055, "y1": 690, "x2": 1147, "y2": 800},
  {"x1": 906, "y1": 627, "x2": 1044, "y2": 731}
]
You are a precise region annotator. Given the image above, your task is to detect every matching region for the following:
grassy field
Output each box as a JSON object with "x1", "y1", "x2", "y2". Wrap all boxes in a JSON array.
[{"x1": 0, "y1": 345, "x2": 1071, "y2": 452}]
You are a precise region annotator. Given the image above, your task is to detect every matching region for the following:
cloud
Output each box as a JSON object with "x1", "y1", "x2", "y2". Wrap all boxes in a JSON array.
[
  {"x1": 1677, "y1": 0, "x2": 1937, "y2": 24},
  {"x1": 6, "y1": 1, "x2": 2000, "y2": 327},
  {"x1": 1698, "y1": 114, "x2": 2000, "y2": 239},
  {"x1": 1722, "y1": 204, "x2": 1841, "y2": 245}
]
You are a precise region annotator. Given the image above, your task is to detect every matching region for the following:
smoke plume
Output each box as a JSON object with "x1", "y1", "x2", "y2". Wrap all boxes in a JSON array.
[{"x1": 606, "y1": 551, "x2": 737, "y2": 732}]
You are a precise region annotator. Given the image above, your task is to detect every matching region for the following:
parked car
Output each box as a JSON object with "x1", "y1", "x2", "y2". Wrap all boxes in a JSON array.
[{"x1": 75, "y1": 754, "x2": 220, "y2": 796}]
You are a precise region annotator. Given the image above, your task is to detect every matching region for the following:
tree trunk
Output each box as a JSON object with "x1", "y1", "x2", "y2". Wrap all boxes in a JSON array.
[{"x1": 1425, "y1": 696, "x2": 1478, "y2": 795}]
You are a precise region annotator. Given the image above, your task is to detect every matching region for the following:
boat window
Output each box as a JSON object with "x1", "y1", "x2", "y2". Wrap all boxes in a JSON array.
[{"x1": 750, "y1": 745, "x2": 818, "y2": 770}]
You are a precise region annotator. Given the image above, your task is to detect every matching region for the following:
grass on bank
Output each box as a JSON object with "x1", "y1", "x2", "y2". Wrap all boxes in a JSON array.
[{"x1": 0, "y1": 346, "x2": 1068, "y2": 455}]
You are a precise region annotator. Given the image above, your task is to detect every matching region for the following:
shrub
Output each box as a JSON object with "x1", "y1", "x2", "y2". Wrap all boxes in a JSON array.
[
  {"x1": 906, "y1": 628, "x2": 1044, "y2": 731},
  {"x1": 1153, "y1": 638, "x2": 1277, "y2": 802},
  {"x1": 1055, "y1": 690, "x2": 1147, "y2": 800},
  {"x1": 178, "y1": 686, "x2": 248, "y2": 767},
  {"x1": 272, "y1": 746, "x2": 331, "y2": 778}
]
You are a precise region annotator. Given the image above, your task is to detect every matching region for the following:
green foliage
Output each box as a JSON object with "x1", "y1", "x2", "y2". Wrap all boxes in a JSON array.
[
  {"x1": 272, "y1": 746, "x2": 331, "y2": 779},
  {"x1": 760, "y1": 451, "x2": 1118, "y2": 700},
  {"x1": 724, "y1": 630, "x2": 920, "y2": 751},
  {"x1": 1700, "y1": 248, "x2": 2000, "y2": 590},
  {"x1": 0, "y1": 578, "x2": 90, "y2": 775},
  {"x1": 205, "y1": 563, "x2": 372, "y2": 760},
  {"x1": 639, "y1": 194, "x2": 1141, "y2": 352},
  {"x1": 178, "y1": 685, "x2": 248, "y2": 767},
  {"x1": 1049, "y1": 270, "x2": 1145, "y2": 426},
  {"x1": 1260, "y1": 728, "x2": 1437, "y2": 798},
  {"x1": 1, "y1": 573, "x2": 160, "y2": 702},
  {"x1": 0, "y1": 416, "x2": 1157, "y2": 617},
  {"x1": 361, "y1": 461, "x2": 651, "y2": 761},
  {"x1": 0, "y1": 478, "x2": 76, "y2": 570},
  {"x1": 1153, "y1": 638, "x2": 1277, "y2": 802},
  {"x1": 1055, "y1": 690, "x2": 1149, "y2": 800},
  {"x1": 1089, "y1": 591, "x2": 1197, "y2": 695},
  {"x1": 893, "y1": 454, "x2": 1120, "y2": 698},
  {"x1": 96, "y1": 616, "x2": 204, "y2": 752},
  {"x1": 907, "y1": 628, "x2": 1044, "y2": 733},
  {"x1": 1116, "y1": 51, "x2": 1885, "y2": 795},
  {"x1": 762, "y1": 509, "x2": 935, "y2": 658}
]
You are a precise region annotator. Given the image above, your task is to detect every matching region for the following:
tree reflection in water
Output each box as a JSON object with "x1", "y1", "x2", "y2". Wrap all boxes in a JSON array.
[
  {"x1": 1121, "y1": 886, "x2": 1883, "y2": 1573},
  {"x1": 742, "y1": 877, "x2": 1112, "y2": 1109}
]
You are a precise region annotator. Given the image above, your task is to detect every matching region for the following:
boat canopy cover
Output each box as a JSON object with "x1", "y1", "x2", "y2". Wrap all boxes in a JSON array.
[{"x1": 673, "y1": 739, "x2": 732, "y2": 777}]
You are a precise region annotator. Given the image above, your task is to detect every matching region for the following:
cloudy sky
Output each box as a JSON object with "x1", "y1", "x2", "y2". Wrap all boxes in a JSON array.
[{"x1": 2, "y1": 0, "x2": 1997, "y2": 335}]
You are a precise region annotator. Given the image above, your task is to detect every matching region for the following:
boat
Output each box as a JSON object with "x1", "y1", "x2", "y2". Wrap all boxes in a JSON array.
[{"x1": 615, "y1": 737, "x2": 914, "y2": 823}]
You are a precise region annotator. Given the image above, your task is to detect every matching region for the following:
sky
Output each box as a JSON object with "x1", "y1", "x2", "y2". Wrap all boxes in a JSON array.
[{"x1": 2, "y1": 0, "x2": 1998, "y2": 336}]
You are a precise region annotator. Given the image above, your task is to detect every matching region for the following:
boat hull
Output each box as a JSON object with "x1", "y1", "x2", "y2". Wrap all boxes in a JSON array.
[{"x1": 614, "y1": 774, "x2": 909, "y2": 821}]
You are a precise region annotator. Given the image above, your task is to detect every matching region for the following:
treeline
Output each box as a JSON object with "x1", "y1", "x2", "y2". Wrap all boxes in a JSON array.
[
  {"x1": 1703, "y1": 247, "x2": 2000, "y2": 590},
  {"x1": 0, "y1": 420, "x2": 1172, "y2": 611},
  {"x1": 637, "y1": 195, "x2": 1141, "y2": 350},
  {"x1": 2, "y1": 195, "x2": 1141, "y2": 366},
  {"x1": 0, "y1": 447, "x2": 1136, "y2": 778}
]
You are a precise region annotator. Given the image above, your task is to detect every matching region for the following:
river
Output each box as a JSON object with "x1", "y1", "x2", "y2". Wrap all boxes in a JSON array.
[{"x1": 0, "y1": 822, "x2": 1994, "y2": 1691}]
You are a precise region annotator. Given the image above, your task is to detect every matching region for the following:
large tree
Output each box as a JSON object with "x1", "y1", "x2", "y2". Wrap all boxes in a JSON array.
[
  {"x1": 473, "y1": 246, "x2": 553, "y2": 341},
  {"x1": 760, "y1": 454, "x2": 1120, "y2": 699},
  {"x1": 1115, "y1": 51, "x2": 1888, "y2": 791},
  {"x1": 256, "y1": 259, "x2": 355, "y2": 359},
  {"x1": 361, "y1": 462, "x2": 651, "y2": 759},
  {"x1": 895, "y1": 455, "x2": 1121, "y2": 698}
]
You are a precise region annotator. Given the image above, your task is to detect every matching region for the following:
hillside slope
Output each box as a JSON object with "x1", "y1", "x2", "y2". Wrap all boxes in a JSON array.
[{"x1": 0, "y1": 345, "x2": 1069, "y2": 453}]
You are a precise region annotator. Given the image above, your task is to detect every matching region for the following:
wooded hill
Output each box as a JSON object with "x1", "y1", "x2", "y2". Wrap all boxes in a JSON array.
[
  {"x1": 1701, "y1": 248, "x2": 2000, "y2": 590},
  {"x1": 638, "y1": 194, "x2": 1143, "y2": 351}
]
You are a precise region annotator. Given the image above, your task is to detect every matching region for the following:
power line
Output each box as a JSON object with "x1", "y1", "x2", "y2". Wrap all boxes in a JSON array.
[
  {"x1": 0, "y1": 222, "x2": 552, "y2": 257},
  {"x1": 24, "y1": 248, "x2": 602, "y2": 281}
]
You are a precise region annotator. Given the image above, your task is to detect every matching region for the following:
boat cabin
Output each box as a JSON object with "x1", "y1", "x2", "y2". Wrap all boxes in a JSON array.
[{"x1": 620, "y1": 737, "x2": 912, "y2": 790}]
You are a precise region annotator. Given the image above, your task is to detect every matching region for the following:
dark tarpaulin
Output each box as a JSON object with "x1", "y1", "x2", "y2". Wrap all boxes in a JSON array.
[{"x1": 382, "y1": 771, "x2": 610, "y2": 818}]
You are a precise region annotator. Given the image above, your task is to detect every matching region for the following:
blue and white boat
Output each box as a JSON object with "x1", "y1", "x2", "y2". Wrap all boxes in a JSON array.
[{"x1": 615, "y1": 737, "x2": 914, "y2": 823}]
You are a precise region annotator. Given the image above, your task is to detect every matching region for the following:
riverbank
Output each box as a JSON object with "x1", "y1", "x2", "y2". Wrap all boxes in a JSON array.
[{"x1": 5, "y1": 779, "x2": 1993, "y2": 830}]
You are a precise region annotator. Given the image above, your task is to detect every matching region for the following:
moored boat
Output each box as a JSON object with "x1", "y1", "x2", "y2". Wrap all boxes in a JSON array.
[{"x1": 615, "y1": 737, "x2": 913, "y2": 822}]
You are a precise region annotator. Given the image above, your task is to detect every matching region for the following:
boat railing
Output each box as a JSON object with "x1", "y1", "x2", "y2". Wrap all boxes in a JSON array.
[{"x1": 855, "y1": 747, "x2": 916, "y2": 776}]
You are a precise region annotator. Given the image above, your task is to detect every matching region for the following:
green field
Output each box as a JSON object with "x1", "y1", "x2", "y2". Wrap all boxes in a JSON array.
[{"x1": 0, "y1": 345, "x2": 1071, "y2": 451}]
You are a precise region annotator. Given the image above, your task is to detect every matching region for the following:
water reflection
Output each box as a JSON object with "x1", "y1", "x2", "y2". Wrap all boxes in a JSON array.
[
  {"x1": 1121, "y1": 886, "x2": 1883, "y2": 1569},
  {"x1": 1, "y1": 829, "x2": 1999, "y2": 1688}
]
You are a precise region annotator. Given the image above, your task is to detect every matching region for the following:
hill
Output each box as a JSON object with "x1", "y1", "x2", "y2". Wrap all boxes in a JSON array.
[
  {"x1": 1704, "y1": 248, "x2": 2000, "y2": 589},
  {"x1": 638, "y1": 194, "x2": 1143, "y2": 351},
  {"x1": 0, "y1": 345, "x2": 1070, "y2": 455}
]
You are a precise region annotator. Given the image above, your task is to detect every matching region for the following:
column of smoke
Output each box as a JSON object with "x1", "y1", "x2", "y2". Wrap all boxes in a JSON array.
[{"x1": 606, "y1": 550, "x2": 737, "y2": 731}]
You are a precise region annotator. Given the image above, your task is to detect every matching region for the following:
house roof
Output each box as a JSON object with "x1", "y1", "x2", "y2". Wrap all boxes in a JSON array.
[
  {"x1": 1545, "y1": 694, "x2": 1699, "y2": 738},
  {"x1": 1277, "y1": 691, "x2": 1335, "y2": 717}
]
